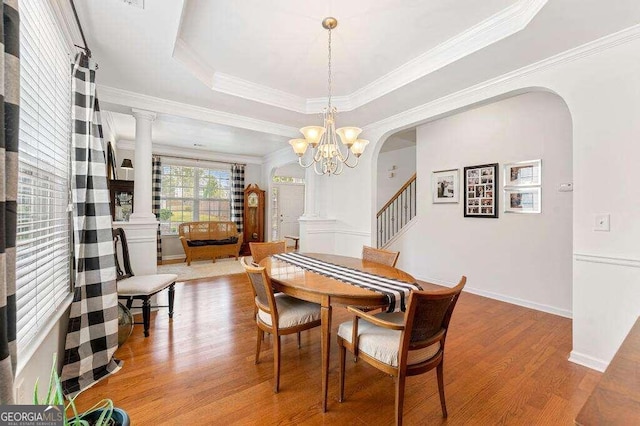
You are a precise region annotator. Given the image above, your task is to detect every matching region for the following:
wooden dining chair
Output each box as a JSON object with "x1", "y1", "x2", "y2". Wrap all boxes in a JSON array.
[
  {"x1": 113, "y1": 228, "x2": 178, "y2": 337},
  {"x1": 241, "y1": 257, "x2": 321, "y2": 393},
  {"x1": 362, "y1": 245, "x2": 400, "y2": 267},
  {"x1": 337, "y1": 276, "x2": 467, "y2": 425},
  {"x1": 250, "y1": 240, "x2": 287, "y2": 264}
]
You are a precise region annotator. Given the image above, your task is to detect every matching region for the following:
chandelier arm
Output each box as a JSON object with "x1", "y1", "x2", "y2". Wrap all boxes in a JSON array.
[
  {"x1": 297, "y1": 156, "x2": 316, "y2": 169},
  {"x1": 342, "y1": 155, "x2": 360, "y2": 169}
]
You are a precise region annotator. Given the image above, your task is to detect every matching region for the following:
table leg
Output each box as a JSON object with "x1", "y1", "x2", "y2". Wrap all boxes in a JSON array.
[{"x1": 321, "y1": 300, "x2": 332, "y2": 413}]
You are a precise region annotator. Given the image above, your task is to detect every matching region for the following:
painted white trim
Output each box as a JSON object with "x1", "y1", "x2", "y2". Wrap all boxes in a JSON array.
[
  {"x1": 568, "y1": 351, "x2": 608, "y2": 372},
  {"x1": 98, "y1": 85, "x2": 300, "y2": 138},
  {"x1": 171, "y1": 0, "x2": 546, "y2": 113},
  {"x1": 334, "y1": 229, "x2": 371, "y2": 238},
  {"x1": 116, "y1": 140, "x2": 264, "y2": 165},
  {"x1": 464, "y1": 286, "x2": 572, "y2": 318},
  {"x1": 574, "y1": 253, "x2": 640, "y2": 269},
  {"x1": 347, "y1": 0, "x2": 548, "y2": 111},
  {"x1": 213, "y1": 72, "x2": 308, "y2": 114},
  {"x1": 162, "y1": 254, "x2": 186, "y2": 261},
  {"x1": 380, "y1": 217, "x2": 418, "y2": 249},
  {"x1": 15, "y1": 293, "x2": 73, "y2": 378},
  {"x1": 365, "y1": 23, "x2": 640, "y2": 133},
  {"x1": 414, "y1": 273, "x2": 573, "y2": 318},
  {"x1": 173, "y1": 38, "x2": 215, "y2": 88}
]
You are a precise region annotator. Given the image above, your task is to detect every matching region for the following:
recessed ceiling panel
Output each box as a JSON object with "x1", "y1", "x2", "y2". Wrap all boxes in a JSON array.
[{"x1": 179, "y1": 0, "x2": 518, "y2": 98}]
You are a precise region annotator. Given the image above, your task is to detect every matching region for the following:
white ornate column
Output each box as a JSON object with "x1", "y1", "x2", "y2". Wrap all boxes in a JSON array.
[
  {"x1": 113, "y1": 108, "x2": 158, "y2": 275},
  {"x1": 130, "y1": 108, "x2": 156, "y2": 221}
]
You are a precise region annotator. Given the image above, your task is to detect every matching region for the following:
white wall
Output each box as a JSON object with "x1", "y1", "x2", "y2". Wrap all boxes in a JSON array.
[
  {"x1": 376, "y1": 146, "x2": 416, "y2": 211},
  {"x1": 308, "y1": 27, "x2": 640, "y2": 371},
  {"x1": 391, "y1": 92, "x2": 573, "y2": 317}
]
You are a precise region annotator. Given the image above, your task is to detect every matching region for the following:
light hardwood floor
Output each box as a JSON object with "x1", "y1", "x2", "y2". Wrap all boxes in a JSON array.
[{"x1": 74, "y1": 274, "x2": 600, "y2": 425}]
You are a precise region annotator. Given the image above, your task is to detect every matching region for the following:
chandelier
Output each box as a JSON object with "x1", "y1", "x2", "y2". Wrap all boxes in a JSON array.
[{"x1": 289, "y1": 17, "x2": 368, "y2": 176}]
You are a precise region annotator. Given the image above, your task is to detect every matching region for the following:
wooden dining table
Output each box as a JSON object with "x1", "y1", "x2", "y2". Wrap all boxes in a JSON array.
[{"x1": 260, "y1": 252, "x2": 417, "y2": 412}]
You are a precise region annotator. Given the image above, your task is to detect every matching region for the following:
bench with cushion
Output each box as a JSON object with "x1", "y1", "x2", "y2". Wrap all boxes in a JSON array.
[{"x1": 179, "y1": 221, "x2": 243, "y2": 265}]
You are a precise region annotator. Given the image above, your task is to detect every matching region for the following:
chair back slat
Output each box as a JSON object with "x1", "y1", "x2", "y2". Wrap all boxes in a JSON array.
[
  {"x1": 362, "y1": 245, "x2": 400, "y2": 267},
  {"x1": 250, "y1": 241, "x2": 287, "y2": 264},
  {"x1": 112, "y1": 228, "x2": 134, "y2": 281}
]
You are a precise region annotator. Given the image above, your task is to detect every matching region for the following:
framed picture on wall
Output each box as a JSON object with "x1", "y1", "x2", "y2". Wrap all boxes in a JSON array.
[
  {"x1": 503, "y1": 159, "x2": 541, "y2": 187},
  {"x1": 463, "y1": 163, "x2": 498, "y2": 218},
  {"x1": 504, "y1": 187, "x2": 541, "y2": 213},
  {"x1": 432, "y1": 169, "x2": 459, "y2": 203}
]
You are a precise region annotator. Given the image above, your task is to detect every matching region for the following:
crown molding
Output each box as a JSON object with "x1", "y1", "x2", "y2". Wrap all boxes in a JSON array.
[
  {"x1": 348, "y1": 0, "x2": 548, "y2": 111},
  {"x1": 364, "y1": 23, "x2": 640, "y2": 133},
  {"x1": 173, "y1": 38, "x2": 215, "y2": 88},
  {"x1": 117, "y1": 139, "x2": 264, "y2": 165},
  {"x1": 173, "y1": 0, "x2": 546, "y2": 113},
  {"x1": 98, "y1": 85, "x2": 300, "y2": 138},
  {"x1": 213, "y1": 72, "x2": 308, "y2": 113}
]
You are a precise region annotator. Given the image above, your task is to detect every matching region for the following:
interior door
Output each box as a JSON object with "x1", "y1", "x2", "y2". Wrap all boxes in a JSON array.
[{"x1": 276, "y1": 184, "x2": 305, "y2": 240}]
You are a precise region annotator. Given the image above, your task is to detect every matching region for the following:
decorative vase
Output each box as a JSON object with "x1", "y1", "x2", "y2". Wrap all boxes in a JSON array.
[{"x1": 118, "y1": 302, "x2": 133, "y2": 346}]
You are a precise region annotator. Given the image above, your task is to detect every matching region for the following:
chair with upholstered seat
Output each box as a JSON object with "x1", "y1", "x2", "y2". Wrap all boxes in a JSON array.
[
  {"x1": 241, "y1": 257, "x2": 321, "y2": 393},
  {"x1": 337, "y1": 276, "x2": 466, "y2": 425},
  {"x1": 113, "y1": 227, "x2": 177, "y2": 337},
  {"x1": 249, "y1": 240, "x2": 287, "y2": 264},
  {"x1": 362, "y1": 245, "x2": 400, "y2": 267}
]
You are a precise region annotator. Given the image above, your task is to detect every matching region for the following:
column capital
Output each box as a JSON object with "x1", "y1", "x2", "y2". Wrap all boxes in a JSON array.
[{"x1": 131, "y1": 108, "x2": 157, "y2": 122}]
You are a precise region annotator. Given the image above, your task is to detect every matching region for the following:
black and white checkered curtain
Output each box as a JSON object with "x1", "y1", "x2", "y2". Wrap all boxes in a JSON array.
[
  {"x1": 230, "y1": 164, "x2": 245, "y2": 233},
  {"x1": 153, "y1": 155, "x2": 162, "y2": 264},
  {"x1": 0, "y1": 0, "x2": 20, "y2": 405},
  {"x1": 61, "y1": 52, "x2": 122, "y2": 397}
]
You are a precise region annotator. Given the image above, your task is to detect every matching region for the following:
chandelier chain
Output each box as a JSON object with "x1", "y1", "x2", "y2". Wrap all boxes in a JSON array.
[{"x1": 327, "y1": 27, "x2": 332, "y2": 108}]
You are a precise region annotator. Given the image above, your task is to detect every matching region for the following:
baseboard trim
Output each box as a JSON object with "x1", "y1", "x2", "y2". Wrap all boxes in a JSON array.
[
  {"x1": 162, "y1": 254, "x2": 186, "y2": 261},
  {"x1": 568, "y1": 350, "x2": 608, "y2": 372},
  {"x1": 414, "y1": 274, "x2": 572, "y2": 318}
]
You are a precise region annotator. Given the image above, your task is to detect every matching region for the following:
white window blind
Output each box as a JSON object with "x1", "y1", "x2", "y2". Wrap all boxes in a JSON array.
[{"x1": 16, "y1": 0, "x2": 72, "y2": 350}]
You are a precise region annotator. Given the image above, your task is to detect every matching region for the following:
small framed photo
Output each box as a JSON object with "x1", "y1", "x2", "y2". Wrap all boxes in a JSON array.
[
  {"x1": 432, "y1": 169, "x2": 459, "y2": 203},
  {"x1": 504, "y1": 187, "x2": 541, "y2": 214},
  {"x1": 504, "y1": 159, "x2": 541, "y2": 187},
  {"x1": 464, "y1": 163, "x2": 498, "y2": 218}
]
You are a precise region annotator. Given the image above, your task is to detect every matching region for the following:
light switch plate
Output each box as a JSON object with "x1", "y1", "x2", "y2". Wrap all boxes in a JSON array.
[{"x1": 594, "y1": 214, "x2": 610, "y2": 231}]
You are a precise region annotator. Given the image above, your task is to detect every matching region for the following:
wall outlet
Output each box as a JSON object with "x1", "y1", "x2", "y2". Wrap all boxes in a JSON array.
[
  {"x1": 558, "y1": 183, "x2": 573, "y2": 192},
  {"x1": 594, "y1": 214, "x2": 610, "y2": 231}
]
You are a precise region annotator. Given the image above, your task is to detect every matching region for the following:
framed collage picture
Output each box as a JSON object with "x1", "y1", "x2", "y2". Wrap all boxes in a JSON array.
[
  {"x1": 432, "y1": 169, "x2": 459, "y2": 203},
  {"x1": 464, "y1": 163, "x2": 498, "y2": 218}
]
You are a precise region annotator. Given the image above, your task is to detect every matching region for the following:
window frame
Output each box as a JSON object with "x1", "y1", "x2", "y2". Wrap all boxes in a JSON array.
[{"x1": 159, "y1": 162, "x2": 232, "y2": 235}]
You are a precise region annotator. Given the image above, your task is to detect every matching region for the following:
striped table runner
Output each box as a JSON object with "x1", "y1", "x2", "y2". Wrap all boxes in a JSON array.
[{"x1": 271, "y1": 253, "x2": 422, "y2": 312}]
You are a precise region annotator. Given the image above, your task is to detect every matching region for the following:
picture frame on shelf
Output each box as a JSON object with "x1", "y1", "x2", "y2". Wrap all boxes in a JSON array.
[
  {"x1": 463, "y1": 163, "x2": 498, "y2": 218},
  {"x1": 432, "y1": 168, "x2": 459, "y2": 203},
  {"x1": 504, "y1": 159, "x2": 541, "y2": 187},
  {"x1": 504, "y1": 187, "x2": 541, "y2": 214}
]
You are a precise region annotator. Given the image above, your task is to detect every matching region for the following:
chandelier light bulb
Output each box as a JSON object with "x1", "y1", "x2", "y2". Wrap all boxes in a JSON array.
[
  {"x1": 300, "y1": 126, "x2": 325, "y2": 148},
  {"x1": 289, "y1": 138, "x2": 309, "y2": 156},
  {"x1": 336, "y1": 127, "x2": 362, "y2": 147},
  {"x1": 350, "y1": 139, "x2": 369, "y2": 156}
]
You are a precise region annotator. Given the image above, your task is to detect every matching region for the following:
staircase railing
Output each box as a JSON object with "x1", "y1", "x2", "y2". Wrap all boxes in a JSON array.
[{"x1": 376, "y1": 173, "x2": 416, "y2": 248}]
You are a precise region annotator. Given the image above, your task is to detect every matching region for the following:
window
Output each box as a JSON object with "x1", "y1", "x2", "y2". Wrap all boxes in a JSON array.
[
  {"x1": 160, "y1": 163, "x2": 231, "y2": 234},
  {"x1": 15, "y1": 0, "x2": 72, "y2": 350}
]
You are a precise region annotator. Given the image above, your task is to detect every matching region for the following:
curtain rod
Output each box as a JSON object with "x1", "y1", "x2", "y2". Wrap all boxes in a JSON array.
[
  {"x1": 70, "y1": 0, "x2": 91, "y2": 58},
  {"x1": 158, "y1": 154, "x2": 246, "y2": 167}
]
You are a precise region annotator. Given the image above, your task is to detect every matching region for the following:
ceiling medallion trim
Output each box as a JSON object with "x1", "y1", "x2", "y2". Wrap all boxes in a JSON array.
[{"x1": 173, "y1": 0, "x2": 548, "y2": 114}]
